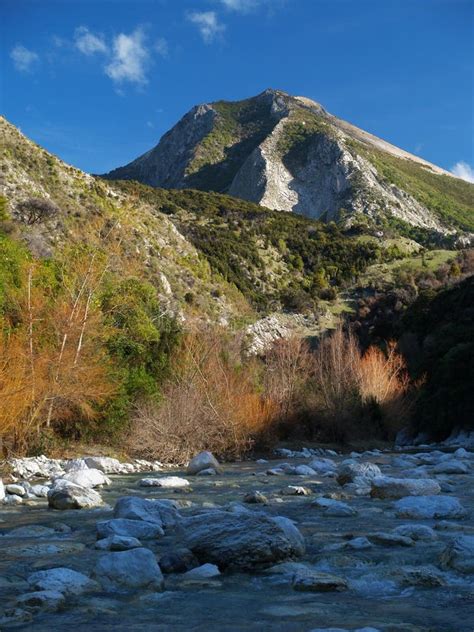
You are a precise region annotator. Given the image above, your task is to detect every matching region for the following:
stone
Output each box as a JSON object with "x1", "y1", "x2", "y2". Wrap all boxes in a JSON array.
[
  {"x1": 113, "y1": 496, "x2": 180, "y2": 530},
  {"x1": 182, "y1": 563, "x2": 220, "y2": 580},
  {"x1": 4, "y1": 525, "x2": 56, "y2": 538},
  {"x1": 344, "y1": 537, "x2": 372, "y2": 550},
  {"x1": 281, "y1": 486, "x2": 312, "y2": 496},
  {"x1": 440, "y1": 535, "x2": 474, "y2": 574},
  {"x1": 392, "y1": 524, "x2": 437, "y2": 542},
  {"x1": 187, "y1": 451, "x2": 221, "y2": 475},
  {"x1": 63, "y1": 458, "x2": 89, "y2": 471},
  {"x1": 370, "y1": 476, "x2": 440, "y2": 499},
  {"x1": 433, "y1": 460, "x2": 469, "y2": 475},
  {"x1": 244, "y1": 490, "x2": 269, "y2": 504},
  {"x1": 159, "y1": 548, "x2": 199, "y2": 574},
  {"x1": 292, "y1": 570, "x2": 348, "y2": 592},
  {"x1": 6, "y1": 484, "x2": 26, "y2": 496},
  {"x1": 48, "y1": 483, "x2": 103, "y2": 510},
  {"x1": 139, "y1": 476, "x2": 190, "y2": 488},
  {"x1": 182, "y1": 510, "x2": 305, "y2": 570},
  {"x1": 16, "y1": 590, "x2": 66, "y2": 611},
  {"x1": 308, "y1": 458, "x2": 336, "y2": 475},
  {"x1": 196, "y1": 468, "x2": 217, "y2": 476},
  {"x1": 97, "y1": 518, "x2": 164, "y2": 540},
  {"x1": 8, "y1": 455, "x2": 64, "y2": 479},
  {"x1": 93, "y1": 548, "x2": 164, "y2": 591},
  {"x1": 28, "y1": 568, "x2": 98, "y2": 595},
  {"x1": 312, "y1": 497, "x2": 357, "y2": 517},
  {"x1": 84, "y1": 456, "x2": 123, "y2": 473},
  {"x1": 398, "y1": 566, "x2": 445, "y2": 587},
  {"x1": 59, "y1": 468, "x2": 111, "y2": 488},
  {"x1": 95, "y1": 535, "x2": 142, "y2": 551},
  {"x1": 394, "y1": 495, "x2": 467, "y2": 519},
  {"x1": 0, "y1": 478, "x2": 4, "y2": 501},
  {"x1": 368, "y1": 532, "x2": 414, "y2": 547},
  {"x1": 336, "y1": 462, "x2": 382, "y2": 486},
  {"x1": 31, "y1": 484, "x2": 49, "y2": 498},
  {"x1": 3, "y1": 494, "x2": 23, "y2": 505},
  {"x1": 294, "y1": 465, "x2": 316, "y2": 476}
]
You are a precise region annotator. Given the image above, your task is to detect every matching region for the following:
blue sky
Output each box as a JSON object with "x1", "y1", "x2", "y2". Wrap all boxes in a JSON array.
[{"x1": 2, "y1": 0, "x2": 473, "y2": 181}]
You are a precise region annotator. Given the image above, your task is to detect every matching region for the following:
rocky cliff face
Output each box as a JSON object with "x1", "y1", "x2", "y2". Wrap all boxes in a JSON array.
[{"x1": 103, "y1": 89, "x2": 474, "y2": 235}]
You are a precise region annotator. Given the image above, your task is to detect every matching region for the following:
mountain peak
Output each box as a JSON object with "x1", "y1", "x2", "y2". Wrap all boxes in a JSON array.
[{"x1": 103, "y1": 90, "x2": 473, "y2": 235}]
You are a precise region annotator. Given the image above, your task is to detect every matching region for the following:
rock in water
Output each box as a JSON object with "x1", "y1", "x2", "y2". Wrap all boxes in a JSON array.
[
  {"x1": 292, "y1": 570, "x2": 348, "y2": 592},
  {"x1": 113, "y1": 496, "x2": 179, "y2": 530},
  {"x1": 59, "y1": 468, "x2": 111, "y2": 488},
  {"x1": 47, "y1": 483, "x2": 103, "y2": 510},
  {"x1": 93, "y1": 548, "x2": 164, "y2": 591},
  {"x1": 139, "y1": 476, "x2": 190, "y2": 488},
  {"x1": 187, "y1": 451, "x2": 221, "y2": 475},
  {"x1": 96, "y1": 518, "x2": 164, "y2": 540},
  {"x1": 182, "y1": 510, "x2": 305, "y2": 570},
  {"x1": 440, "y1": 535, "x2": 474, "y2": 574},
  {"x1": 84, "y1": 456, "x2": 123, "y2": 473},
  {"x1": 394, "y1": 495, "x2": 467, "y2": 519},
  {"x1": 370, "y1": 476, "x2": 441, "y2": 499},
  {"x1": 27, "y1": 568, "x2": 98, "y2": 595},
  {"x1": 336, "y1": 462, "x2": 382, "y2": 486}
]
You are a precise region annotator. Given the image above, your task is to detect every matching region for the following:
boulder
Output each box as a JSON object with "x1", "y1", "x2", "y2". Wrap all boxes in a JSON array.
[
  {"x1": 0, "y1": 478, "x2": 5, "y2": 501},
  {"x1": 398, "y1": 566, "x2": 445, "y2": 587},
  {"x1": 113, "y1": 496, "x2": 179, "y2": 530},
  {"x1": 48, "y1": 483, "x2": 103, "y2": 510},
  {"x1": 59, "y1": 468, "x2": 110, "y2": 488},
  {"x1": 93, "y1": 548, "x2": 164, "y2": 591},
  {"x1": 95, "y1": 535, "x2": 142, "y2": 551},
  {"x1": 182, "y1": 563, "x2": 220, "y2": 580},
  {"x1": 16, "y1": 590, "x2": 65, "y2": 611},
  {"x1": 394, "y1": 495, "x2": 467, "y2": 519},
  {"x1": 63, "y1": 458, "x2": 89, "y2": 472},
  {"x1": 159, "y1": 548, "x2": 199, "y2": 574},
  {"x1": 182, "y1": 510, "x2": 305, "y2": 570},
  {"x1": 187, "y1": 451, "x2": 221, "y2": 475},
  {"x1": 312, "y1": 498, "x2": 357, "y2": 517},
  {"x1": 392, "y1": 524, "x2": 437, "y2": 542},
  {"x1": 370, "y1": 476, "x2": 440, "y2": 499},
  {"x1": 368, "y1": 532, "x2": 414, "y2": 547},
  {"x1": 3, "y1": 494, "x2": 23, "y2": 505},
  {"x1": 139, "y1": 476, "x2": 190, "y2": 488},
  {"x1": 292, "y1": 570, "x2": 348, "y2": 592},
  {"x1": 6, "y1": 484, "x2": 26, "y2": 496},
  {"x1": 84, "y1": 456, "x2": 123, "y2": 473},
  {"x1": 28, "y1": 568, "x2": 98, "y2": 595},
  {"x1": 307, "y1": 458, "x2": 336, "y2": 475},
  {"x1": 244, "y1": 491, "x2": 269, "y2": 504},
  {"x1": 30, "y1": 484, "x2": 49, "y2": 498},
  {"x1": 294, "y1": 465, "x2": 316, "y2": 476},
  {"x1": 336, "y1": 461, "x2": 382, "y2": 486},
  {"x1": 433, "y1": 460, "x2": 469, "y2": 475},
  {"x1": 440, "y1": 535, "x2": 474, "y2": 574},
  {"x1": 96, "y1": 518, "x2": 164, "y2": 540}
]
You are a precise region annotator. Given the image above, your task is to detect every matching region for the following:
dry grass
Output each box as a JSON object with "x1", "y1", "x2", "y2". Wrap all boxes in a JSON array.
[{"x1": 127, "y1": 330, "x2": 277, "y2": 462}]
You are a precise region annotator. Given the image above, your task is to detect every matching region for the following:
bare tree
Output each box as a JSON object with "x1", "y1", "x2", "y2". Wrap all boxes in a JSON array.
[{"x1": 17, "y1": 197, "x2": 59, "y2": 225}]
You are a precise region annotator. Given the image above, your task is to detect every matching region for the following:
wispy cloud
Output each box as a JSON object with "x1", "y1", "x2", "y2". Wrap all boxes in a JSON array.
[
  {"x1": 74, "y1": 26, "x2": 108, "y2": 56},
  {"x1": 451, "y1": 161, "x2": 474, "y2": 183},
  {"x1": 154, "y1": 37, "x2": 169, "y2": 58},
  {"x1": 105, "y1": 29, "x2": 149, "y2": 85},
  {"x1": 187, "y1": 11, "x2": 225, "y2": 43},
  {"x1": 219, "y1": 0, "x2": 261, "y2": 12},
  {"x1": 10, "y1": 45, "x2": 39, "y2": 72}
]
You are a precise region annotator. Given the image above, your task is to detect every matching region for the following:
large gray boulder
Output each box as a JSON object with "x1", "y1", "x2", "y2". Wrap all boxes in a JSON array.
[
  {"x1": 187, "y1": 451, "x2": 221, "y2": 475},
  {"x1": 96, "y1": 518, "x2": 164, "y2": 540},
  {"x1": 84, "y1": 456, "x2": 124, "y2": 473},
  {"x1": 433, "y1": 460, "x2": 469, "y2": 475},
  {"x1": 182, "y1": 510, "x2": 305, "y2": 570},
  {"x1": 47, "y1": 482, "x2": 103, "y2": 510},
  {"x1": 370, "y1": 476, "x2": 441, "y2": 499},
  {"x1": 27, "y1": 568, "x2": 98, "y2": 595},
  {"x1": 113, "y1": 496, "x2": 180, "y2": 530},
  {"x1": 440, "y1": 535, "x2": 474, "y2": 574},
  {"x1": 336, "y1": 461, "x2": 382, "y2": 486},
  {"x1": 93, "y1": 548, "x2": 164, "y2": 591},
  {"x1": 394, "y1": 495, "x2": 467, "y2": 519}
]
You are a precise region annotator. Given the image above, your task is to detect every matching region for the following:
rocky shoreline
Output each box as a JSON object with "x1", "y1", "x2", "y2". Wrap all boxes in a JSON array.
[{"x1": 1, "y1": 437, "x2": 473, "y2": 631}]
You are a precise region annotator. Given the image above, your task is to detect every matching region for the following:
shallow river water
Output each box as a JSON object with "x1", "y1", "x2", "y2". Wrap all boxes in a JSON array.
[{"x1": 1, "y1": 448, "x2": 473, "y2": 632}]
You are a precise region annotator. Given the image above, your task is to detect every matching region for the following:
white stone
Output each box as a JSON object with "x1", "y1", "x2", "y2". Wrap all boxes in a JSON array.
[
  {"x1": 84, "y1": 456, "x2": 124, "y2": 474},
  {"x1": 394, "y1": 495, "x2": 467, "y2": 519},
  {"x1": 28, "y1": 568, "x2": 98, "y2": 595},
  {"x1": 0, "y1": 478, "x2": 4, "y2": 501},
  {"x1": 3, "y1": 494, "x2": 23, "y2": 505},
  {"x1": 6, "y1": 484, "x2": 26, "y2": 496},
  {"x1": 139, "y1": 476, "x2": 190, "y2": 488},
  {"x1": 31, "y1": 484, "x2": 49, "y2": 498},
  {"x1": 59, "y1": 468, "x2": 110, "y2": 488},
  {"x1": 48, "y1": 482, "x2": 103, "y2": 510}
]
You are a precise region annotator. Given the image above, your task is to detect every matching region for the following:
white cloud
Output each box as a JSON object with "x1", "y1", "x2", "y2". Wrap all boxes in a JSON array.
[
  {"x1": 155, "y1": 37, "x2": 169, "y2": 58},
  {"x1": 10, "y1": 45, "x2": 39, "y2": 72},
  {"x1": 451, "y1": 161, "x2": 474, "y2": 183},
  {"x1": 105, "y1": 29, "x2": 149, "y2": 85},
  {"x1": 187, "y1": 11, "x2": 225, "y2": 43},
  {"x1": 74, "y1": 26, "x2": 108, "y2": 56},
  {"x1": 219, "y1": 0, "x2": 261, "y2": 11}
]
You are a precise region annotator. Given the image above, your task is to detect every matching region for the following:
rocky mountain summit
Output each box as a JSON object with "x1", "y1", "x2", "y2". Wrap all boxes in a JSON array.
[{"x1": 104, "y1": 89, "x2": 474, "y2": 235}]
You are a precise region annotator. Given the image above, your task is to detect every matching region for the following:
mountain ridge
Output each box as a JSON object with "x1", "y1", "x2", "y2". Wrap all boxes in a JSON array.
[{"x1": 103, "y1": 89, "x2": 473, "y2": 235}]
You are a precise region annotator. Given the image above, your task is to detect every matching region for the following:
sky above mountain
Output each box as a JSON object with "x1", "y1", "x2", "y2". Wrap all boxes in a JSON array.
[{"x1": 2, "y1": 0, "x2": 473, "y2": 181}]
